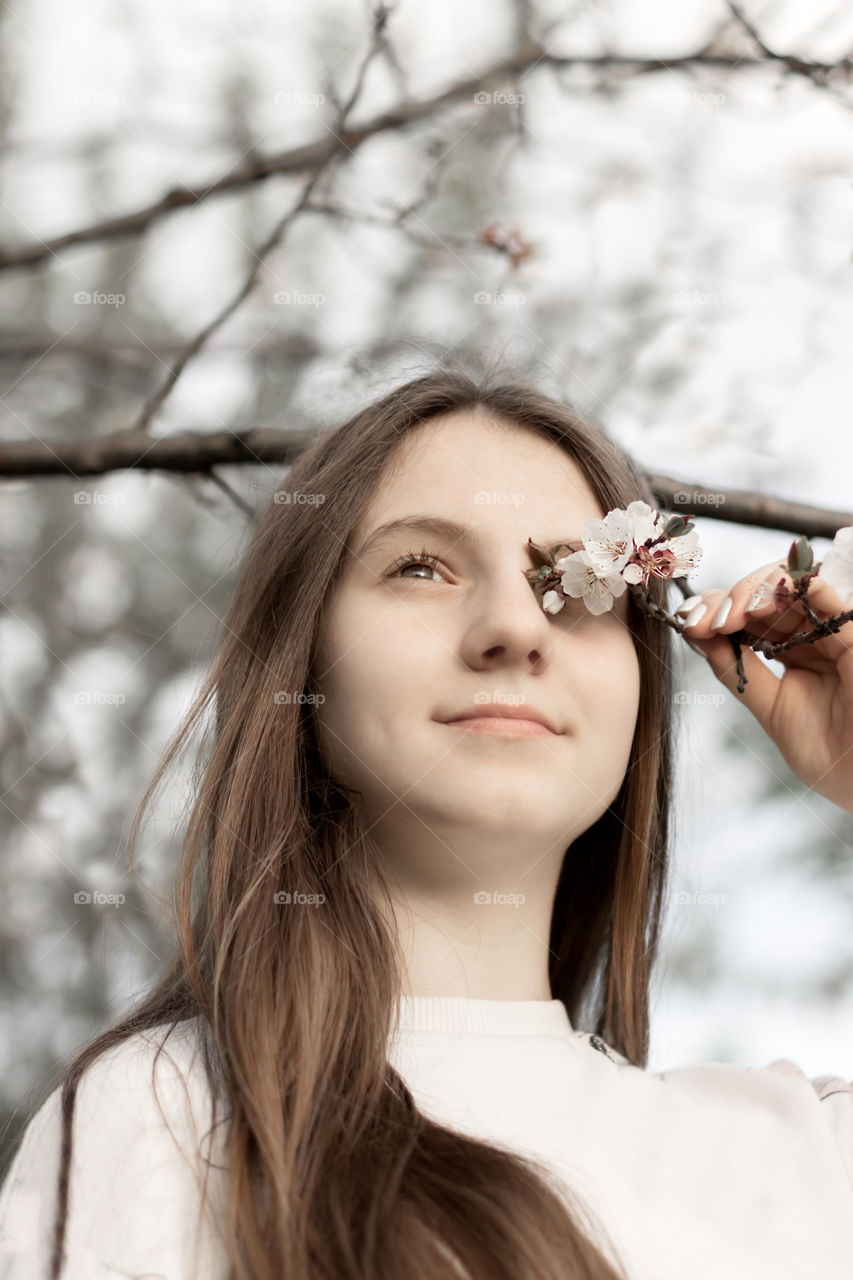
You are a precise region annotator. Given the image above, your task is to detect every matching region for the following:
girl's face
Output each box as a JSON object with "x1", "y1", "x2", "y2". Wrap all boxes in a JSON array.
[{"x1": 312, "y1": 411, "x2": 641, "y2": 881}]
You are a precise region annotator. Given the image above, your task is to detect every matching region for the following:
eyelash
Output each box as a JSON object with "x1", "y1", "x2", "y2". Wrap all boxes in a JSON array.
[
  {"x1": 385, "y1": 547, "x2": 447, "y2": 580},
  {"x1": 383, "y1": 548, "x2": 599, "y2": 614}
]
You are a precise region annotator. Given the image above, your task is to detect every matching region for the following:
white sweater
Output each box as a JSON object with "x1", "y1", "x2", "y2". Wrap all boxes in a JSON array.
[{"x1": 1, "y1": 996, "x2": 852, "y2": 1279}]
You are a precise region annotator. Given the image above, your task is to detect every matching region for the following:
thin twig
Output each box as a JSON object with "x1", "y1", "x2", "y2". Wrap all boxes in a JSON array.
[
  {"x1": 130, "y1": 0, "x2": 397, "y2": 464},
  {"x1": 2, "y1": 40, "x2": 851, "y2": 273}
]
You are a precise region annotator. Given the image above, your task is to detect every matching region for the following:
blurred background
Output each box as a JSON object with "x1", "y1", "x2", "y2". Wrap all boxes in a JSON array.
[{"x1": 2, "y1": 0, "x2": 853, "y2": 1176}]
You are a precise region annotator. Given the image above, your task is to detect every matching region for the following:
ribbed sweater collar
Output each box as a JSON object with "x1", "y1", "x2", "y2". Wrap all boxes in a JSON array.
[{"x1": 395, "y1": 994, "x2": 573, "y2": 1036}]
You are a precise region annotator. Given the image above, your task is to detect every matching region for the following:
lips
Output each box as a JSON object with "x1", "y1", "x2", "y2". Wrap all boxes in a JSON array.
[{"x1": 439, "y1": 703, "x2": 560, "y2": 735}]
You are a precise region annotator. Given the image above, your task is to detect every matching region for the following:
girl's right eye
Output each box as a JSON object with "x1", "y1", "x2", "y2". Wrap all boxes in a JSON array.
[{"x1": 385, "y1": 548, "x2": 447, "y2": 582}]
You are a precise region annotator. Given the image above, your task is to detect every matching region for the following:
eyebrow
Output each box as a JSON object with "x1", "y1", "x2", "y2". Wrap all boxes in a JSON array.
[{"x1": 355, "y1": 514, "x2": 585, "y2": 559}]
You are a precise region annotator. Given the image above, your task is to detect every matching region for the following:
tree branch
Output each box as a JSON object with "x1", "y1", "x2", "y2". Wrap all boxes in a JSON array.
[
  {"x1": 129, "y1": 2, "x2": 396, "y2": 440},
  {"x1": 2, "y1": 39, "x2": 848, "y2": 273},
  {"x1": 0, "y1": 430, "x2": 848, "y2": 539},
  {"x1": 0, "y1": 428, "x2": 313, "y2": 477}
]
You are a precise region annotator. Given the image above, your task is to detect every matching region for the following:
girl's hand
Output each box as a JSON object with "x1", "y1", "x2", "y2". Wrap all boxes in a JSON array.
[{"x1": 679, "y1": 563, "x2": 853, "y2": 814}]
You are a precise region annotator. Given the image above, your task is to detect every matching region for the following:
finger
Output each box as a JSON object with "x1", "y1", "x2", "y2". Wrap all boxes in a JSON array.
[
  {"x1": 674, "y1": 562, "x2": 785, "y2": 634},
  {"x1": 735, "y1": 566, "x2": 853, "y2": 660},
  {"x1": 685, "y1": 626, "x2": 783, "y2": 732},
  {"x1": 678, "y1": 563, "x2": 853, "y2": 650}
]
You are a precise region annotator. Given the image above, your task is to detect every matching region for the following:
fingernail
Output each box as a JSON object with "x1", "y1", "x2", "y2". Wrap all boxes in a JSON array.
[
  {"x1": 746, "y1": 582, "x2": 774, "y2": 612},
  {"x1": 676, "y1": 595, "x2": 705, "y2": 615},
  {"x1": 711, "y1": 596, "x2": 732, "y2": 628},
  {"x1": 684, "y1": 602, "x2": 708, "y2": 628}
]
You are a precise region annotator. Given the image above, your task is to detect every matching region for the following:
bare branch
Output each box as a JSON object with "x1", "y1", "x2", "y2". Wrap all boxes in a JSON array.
[
  {"x1": 129, "y1": 164, "x2": 329, "y2": 436},
  {"x1": 0, "y1": 332, "x2": 322, "y2": 369},
  {"x1": 2, "y1": 39, "x2": 846, "y2": 274},
  {"x1": 644, "y1": 472, "x2": 852, "y2": 541},
  {"x1": 0, "y1": 427, "x2": 313, "y2": 478},
  {"x1": 130, "y1": 3, "x2": 397, "y2": 441},
  {"x1": 724, "y1": 0, "x2": 849, "y2": 84},
  {"x1": 0, "y1": 430, "x2": 849, "y2": 540}
]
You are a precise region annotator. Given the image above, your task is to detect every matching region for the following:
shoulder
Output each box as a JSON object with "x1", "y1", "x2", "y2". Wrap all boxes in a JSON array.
[
  {"x1": 67, "y1": 1016, "x2": 222, "y2": 1139},
  {"x1": 0, "y1": 1018, "x2": 231, "y2": 1280},
  {"x1": 650, "y1": 1052, "x2": 853, "y2": 1189},
  {"x1": 571, "y1": 1028, "x2": 853, "y2": 1190}
]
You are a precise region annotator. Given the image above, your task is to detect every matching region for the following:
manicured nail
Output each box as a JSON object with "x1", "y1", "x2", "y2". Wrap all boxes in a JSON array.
[
  {"x1": 684, "y1": 602, "x2": 708, "y2": 628},
  {"x1": 746, "y1": 582, "x2": 774, "y2": 612},
  {"x1": 711, "y1": 596, "x2": 732, "y2": 629},
  {"x1": 676, "y1": 595, "x2": 705, "y2": 615}
]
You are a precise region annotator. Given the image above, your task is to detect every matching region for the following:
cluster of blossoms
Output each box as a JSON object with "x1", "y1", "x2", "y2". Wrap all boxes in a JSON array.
[
  {"x1": 525, "y1": 500, "x2": 703, "y2": 617},
  {"x1": 478, "y1": 222, "x2": 534, "y2": 270},
  {"x1": 524, "y1": 501, "x2": 853, "y2": 692}
]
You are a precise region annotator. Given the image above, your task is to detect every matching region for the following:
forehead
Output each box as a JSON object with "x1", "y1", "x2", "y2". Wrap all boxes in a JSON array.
[{"x1": 359, "y1": 410, "x2": 604, "y2": 532}]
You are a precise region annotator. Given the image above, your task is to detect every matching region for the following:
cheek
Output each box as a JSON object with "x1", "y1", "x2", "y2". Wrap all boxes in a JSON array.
[
  {"x1": 570, "y1": 627, "x2": 640, "y2": 733},
  {"x1": 312, "y1": 603, "x2": 405, "y2": 765}
]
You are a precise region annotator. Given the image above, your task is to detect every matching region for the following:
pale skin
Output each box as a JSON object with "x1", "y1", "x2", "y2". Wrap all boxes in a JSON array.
[
  {"x1": 312, "y1": 410, "x2": 641, "y2": 1001},
  {"x1": 680, "y1": 565, "x2": 853, "y2": 815}
]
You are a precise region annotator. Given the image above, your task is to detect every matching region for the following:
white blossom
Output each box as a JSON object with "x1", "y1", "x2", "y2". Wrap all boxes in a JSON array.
[
  {"x1": 818, "y1": 525, "x2": 853, "y2": 601},
  {"x1": 622, "y1": 524, "x2": 703, "y2": 585},
  {"x1": 579, "y1": 502, "x2": 662, "y2": 577},
  {"x1": 558, "y1": 549, "x2": 628, "y2": 616},
  {"x1": 542, "y1": 589, "x2": 565, "y2": 614}
]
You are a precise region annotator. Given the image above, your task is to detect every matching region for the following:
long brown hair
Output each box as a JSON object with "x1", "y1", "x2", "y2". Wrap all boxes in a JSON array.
[{"x1": 16, "y1": 356, "x2": 678, "y2": 1279}]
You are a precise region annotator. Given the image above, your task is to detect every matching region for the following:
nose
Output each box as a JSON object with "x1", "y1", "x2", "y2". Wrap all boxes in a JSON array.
[{"x1": 459, "y1": 564, "x2": 556, "y2": 671}]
